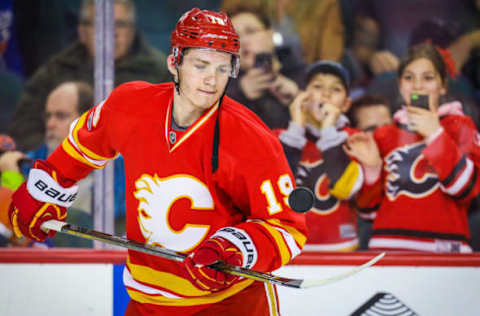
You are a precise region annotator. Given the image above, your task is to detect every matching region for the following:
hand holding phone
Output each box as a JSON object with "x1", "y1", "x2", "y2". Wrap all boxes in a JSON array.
[
  {"x1": 410, "y1": 93, "x2": 429, "y2": 110},
  {"x1": 253, "y1": 52, "x2": 273, "y2": 73}
]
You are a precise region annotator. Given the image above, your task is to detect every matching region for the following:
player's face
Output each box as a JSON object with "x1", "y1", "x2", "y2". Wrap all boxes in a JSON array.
[
  {"x1": 399, "y1": 57, "x2": 446, "y2": 111},
  {"x1": 306, "y1": 73, "x2": 350, "y2": 120},
  {"x1": 173, "y1": 48, "x2": 232, "y2": 111}
]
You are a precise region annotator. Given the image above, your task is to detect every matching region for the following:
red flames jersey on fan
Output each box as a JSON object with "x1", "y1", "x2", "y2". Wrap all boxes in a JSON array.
[
  {"x1": 298, "y1": 128, "x2": 360, "y2": 251},
  {"x1": 357, "y1": 115, "x2": 480, "y2": 253},
  {"x1": 47, "y1": 81, "x2": 307, "y2": 306}
]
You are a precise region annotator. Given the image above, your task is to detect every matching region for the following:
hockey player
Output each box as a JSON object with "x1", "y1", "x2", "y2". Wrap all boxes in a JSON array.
[
  {"x1": 278, "y1": 61, "x2": 363, "y2": 251},
  {"x1": 346, "y1": 42, "x2": 480, "y2": 253},
  {"x1": 8, "y1": 8, "x2": 307, "y2": 316}
]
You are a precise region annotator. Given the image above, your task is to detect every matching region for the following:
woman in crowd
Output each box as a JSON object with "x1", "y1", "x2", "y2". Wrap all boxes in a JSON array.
[{"x1": 347, "y1": 42, "x2": 480, "y2": 253}]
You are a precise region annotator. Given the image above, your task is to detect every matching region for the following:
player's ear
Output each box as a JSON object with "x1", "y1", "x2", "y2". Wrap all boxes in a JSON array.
[{"x1": 167, "y1": 55, "x2": 177, "y2": 77}]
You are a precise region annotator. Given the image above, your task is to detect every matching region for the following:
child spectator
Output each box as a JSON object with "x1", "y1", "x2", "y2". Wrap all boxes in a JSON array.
[
  {"x1": 278, "y1": 61, "x2": 363, "y2": 251},
  {"x1": 347, "y1": 94, "x2": 392, "y2": 249}
]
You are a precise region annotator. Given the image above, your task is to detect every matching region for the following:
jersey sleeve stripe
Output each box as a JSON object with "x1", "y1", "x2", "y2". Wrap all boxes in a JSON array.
[
  {"x1": 266, "y1": 219, "x2": 306, "y2": 249},
  {"x1": 70, "y1": 112, "x2": 116, "y2": 161},
  {"x1": 252, "y1": 220, "x2": 293, "y2": 265},
  {"x1": 453, "y1": 167, "x2": 477, "y2": 200},
  {"x1": 440, "y1": 158, "x2": 474, "y2": 195},
  {"x1": 61, "y1": 138, "x2": 105, "y2": 169},
  {"x1": 441, "y1": 155, "x2": 467, "y2": 187},
  {"x1": 265, "y1": 219, "x2": 304, "y2": 258}
]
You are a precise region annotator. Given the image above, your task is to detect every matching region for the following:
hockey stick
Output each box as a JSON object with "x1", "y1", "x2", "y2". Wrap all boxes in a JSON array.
[{"x1": 41, "y1": 219, "x2": 385, "y2": 289}]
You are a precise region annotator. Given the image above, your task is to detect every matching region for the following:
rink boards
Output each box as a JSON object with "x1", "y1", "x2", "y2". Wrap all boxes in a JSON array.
[{"x1": 0, "y1": 249, "x2": 479, "y2": 316}]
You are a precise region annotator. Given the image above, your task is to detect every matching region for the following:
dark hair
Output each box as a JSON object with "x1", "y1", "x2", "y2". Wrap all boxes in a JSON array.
[
  {"x1": 409, "y1": 18, "x2": 460, "y2": 49},
  {"x1": 222, "y1": 4, "x2": 271, "y2": 29},
  {"x1": 398, "y1": 42, "x2": 447, "y2": 83},
  {"x1": 348, "y1": 94, "x2": 390, "y2": 127},
  {"x1": 306, "y1": 61, "x2": 350, "y2": 91},
  {"x1": 74, "y1": 81, "x2": 94, "y2": 113}
]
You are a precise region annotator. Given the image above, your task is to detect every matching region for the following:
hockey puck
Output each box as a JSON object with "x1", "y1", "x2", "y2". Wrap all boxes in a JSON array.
[{"x1": 288, "y1": 187, "x2": 314, "y2": 213}]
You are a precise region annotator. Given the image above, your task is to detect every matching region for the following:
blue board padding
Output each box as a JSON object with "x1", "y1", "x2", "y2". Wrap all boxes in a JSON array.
[{"x1": 113, "y1": 265, "x2": 129, "y2": 316}]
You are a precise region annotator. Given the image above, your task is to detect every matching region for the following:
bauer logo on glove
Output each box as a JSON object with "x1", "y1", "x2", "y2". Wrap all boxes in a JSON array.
[{"x1": 8, "y1": 160, "x2": 78, "y2": 242}]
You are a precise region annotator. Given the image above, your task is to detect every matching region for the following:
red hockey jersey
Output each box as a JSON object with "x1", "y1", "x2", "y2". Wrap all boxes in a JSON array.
[
  {"x1": 47, "y1": 82, "x2": 307, "y2": 306},
  {"x1": 357, "y1": 114, "x2": 480, "y2": 253},
  {"x1": 299, "y1": 131, "x2": 361, "y2": 251},
  {"x1": 278, "y1": 121, "x2": 363, "y2": 251}
]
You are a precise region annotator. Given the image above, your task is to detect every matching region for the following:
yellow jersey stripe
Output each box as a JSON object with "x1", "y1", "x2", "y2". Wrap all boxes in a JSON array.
[
  {"x1": 127, "y1": 258, "x2": 208, "y2": 297},
  {"x1": 266, "y1": 219, "x2": 307, "y2": 248},
  {"x1": 255, "y1": 221, "x2": 291, "y2": 265},
  {"x1": 61, "y1": 138, "x2": 104, "y2": 169},
  {"x1": 126, "y1": 279, "x2": 254, "y2": 306},
  {"x1": 330, "y1": 161, "x2": 361, "y2": 199},
  {"x1": 71, "y1": 112, "x2": 115, "y2": 161}
]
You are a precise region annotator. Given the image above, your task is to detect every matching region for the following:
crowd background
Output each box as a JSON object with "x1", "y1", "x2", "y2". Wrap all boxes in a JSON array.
[{"x1": 2, "y1": 0, "x2": 480, "y2": 252}]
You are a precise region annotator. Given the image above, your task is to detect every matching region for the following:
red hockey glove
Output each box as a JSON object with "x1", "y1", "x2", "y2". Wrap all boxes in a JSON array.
[
  {"x1": 184, "y1": 236, "x2": 243, "y2": 292},
  {"x1": 9, "y1": 160, "x2": 78, "y2": 242}
]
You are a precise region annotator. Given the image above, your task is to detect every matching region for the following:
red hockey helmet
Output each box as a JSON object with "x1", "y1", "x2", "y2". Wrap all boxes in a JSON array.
[{"x1": 170, "y1": 8, "x2": 240, "y2": 77}]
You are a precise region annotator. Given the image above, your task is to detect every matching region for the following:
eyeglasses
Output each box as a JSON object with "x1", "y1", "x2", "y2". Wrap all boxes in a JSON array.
[
  {"x1": 80, "y1": 19, "x2": 134, "y2": 29},
  {"x1": 44, "y1": 111, "x2": 76, "y2": 122}
]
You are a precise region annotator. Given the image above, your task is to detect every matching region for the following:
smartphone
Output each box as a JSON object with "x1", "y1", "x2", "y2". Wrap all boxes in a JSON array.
[
  {"x1": 410, "y1": 93, "x2": 429, "y2": 109},
  {"x1": 253, "y1": 52, "x2": 273, "y2": 73}
]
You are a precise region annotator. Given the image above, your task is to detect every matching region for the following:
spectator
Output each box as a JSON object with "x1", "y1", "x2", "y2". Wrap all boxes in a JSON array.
[
  {"x1": 0, "y1": 134, "x2": 33, "y2": 247},
  {"x1": 25, "y1": 81, "x2": 125, "y2": 245},
  {"x1": 353, "y1": 0, "x2": 470, "y2": 59},
  {"x1": 448, "y1": 0, "x2": 480, "y2": 102},
  {"x1": 278, "y1": 61, "x2": 362, "y2": 251},
  {"x1": 221, "y1": 0, "x2": 345, "y2": 64},
  {"x1": 348, "y1": 94, "x2": 392, "y2": 133},
  {"x1": 347, "y1": 94, "x2": 392, "y2": 249},
  {"x1": 341, "y1": 15, "x2": 399, "y2": 97},
  {"x1": 12, "y1": 0, "x2": 82, "y2": 78},
  {"x1": 224, "y1": 4, "x2": 301, "y2": 129},
  {"x1": 347, "y1": 42, "x2": 480, "y2": 253},
  {"x1": 8, "y1": 0, "x2": 170, "y2": 151},
  {"x1": 366, "y1": 17, "x2": 480, "y2": 126}
]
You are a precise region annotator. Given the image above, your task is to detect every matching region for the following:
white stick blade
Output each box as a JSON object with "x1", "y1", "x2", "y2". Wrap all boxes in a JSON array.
[{"x1": 300, "y1": 252, "x2": 386, "y2": 289}]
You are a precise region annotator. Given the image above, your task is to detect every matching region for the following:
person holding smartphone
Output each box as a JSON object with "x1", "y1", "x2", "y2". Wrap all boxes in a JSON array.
[
  {"x1": 345, "y1": 42, "x2": 480, "y2": 253},
  {"x1": 224, "y1": 5, "x2": 302, "y2": 130}
]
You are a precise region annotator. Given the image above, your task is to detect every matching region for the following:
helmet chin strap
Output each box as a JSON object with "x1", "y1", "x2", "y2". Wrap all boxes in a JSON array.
[
  {"x1": 174, "y1": 66, "x2": 181, "y2": 94},
  {"x1": 211, "y1": 77, "x2": 231, "y2": 174}
]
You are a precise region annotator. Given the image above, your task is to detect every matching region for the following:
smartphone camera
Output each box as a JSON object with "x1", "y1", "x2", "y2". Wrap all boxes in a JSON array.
[
  {"x1": 253, "y1": 52, "x2": 273, "y2": 73},
  {"x1": 410, "y1": 93, "x2": 429, "y2": 109}
]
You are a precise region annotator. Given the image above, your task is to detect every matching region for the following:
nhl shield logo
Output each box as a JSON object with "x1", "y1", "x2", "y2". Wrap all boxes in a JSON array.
[{"x1": 169, "y1": 131, "x2": 177, "y2": 144}]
